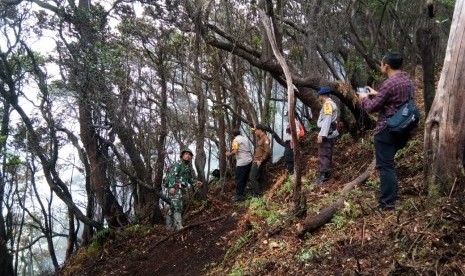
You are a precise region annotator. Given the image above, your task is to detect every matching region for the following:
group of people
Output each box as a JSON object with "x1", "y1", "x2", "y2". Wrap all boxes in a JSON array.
[
  {"x1": 163, "y1": 51, "x2": 415, "y2": 230},
  {"x1": 282, "y1": 86, "x2": 340, "y2": 185},
  {"x1": 311, "y1": 52, "x2": 414, "y2": 211},
  {"x1": 226, "y1": 86, "x2": 341, "y2": 202},
  {"x1": 163, "y1": 124, "x2": 271, "y2": 230}
]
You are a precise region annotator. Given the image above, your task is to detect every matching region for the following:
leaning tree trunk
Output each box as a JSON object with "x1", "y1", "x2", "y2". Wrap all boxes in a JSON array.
[
  {"x1": 424, "y1": 0, "x2": 465, "y2": 197},
  {"x1": 261, "y1": 12, "x2": 305, "y2": 213}
]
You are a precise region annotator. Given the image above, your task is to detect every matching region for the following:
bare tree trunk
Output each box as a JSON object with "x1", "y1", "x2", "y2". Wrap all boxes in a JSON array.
[
  {"x1": 213, "y1": 67, "x2": 227, "y2": 178},
  {"x1": 264, "y1": 72, "x2": 273, "y2": 124},
  {"x1": 424, "y1": 0, "x2": 465, "y2": 197},
  {"x1": 60, "y1": 126, "x2": 95, "y2": 246},
  {"x1": 192, "y1": 1, "x2": 207, "y2": 197},
  {"x1": 72, "y1": 0, "x2": 128, "y2": 228},
  {"x1": 66, "y1": 211, "x2": 76, "y2": 261},
  {"x1": 153, "y1": 53, "x2": 168, "y2": 200},
  {"x1": 235, "y1": 72, "x2": 258, "y2": 125},
  {"x1": 0, "y1": 102, "x2": 13, "y2": 276},
  {"x1": 79, "y1": 100, "x2": 129, "y2": 228},
  {"x1": 261, "y1": 12, "x2": 305, "y2": 213},
  {"x1": 416, "y1": 0, "x2": 439, "y2": 116},
  {"x1": 28, "y1": 169, "x2": 61, "y2": 270},
  {"x1": 0, "y1": 215, "x2": 13, "y2": 276},
  {"x1": 105, "y1": 82, "x2": 164, "y2": 224}
]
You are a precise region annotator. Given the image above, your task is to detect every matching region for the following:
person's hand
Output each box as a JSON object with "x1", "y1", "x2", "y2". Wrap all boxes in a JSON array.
[
  {"x1": 317, "y1": 135, "x2": 323, "y2": 144},
  {"x1": 225, "y1": 151, "x2": 231, "y2": 157},
  {"x1": 366, "y1": 86, "x2": 378, "y2": 96},
  {"x1": 256, "y1": 160, "x2": 262, "y2": 167},
  {"x1": 196, "y1": 180, "x2": 203, "y2": 186},
  {"x1": 169, "y1": 187, "x2": 176, "y2": 194}
]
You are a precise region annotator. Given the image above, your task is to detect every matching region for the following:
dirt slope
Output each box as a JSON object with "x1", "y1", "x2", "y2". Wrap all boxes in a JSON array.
[
  {"x1": 59, "y1": 75, "x2": 465, "y2": 275},
  {"x1": 59, "y1": 196, "x2": 249, "y2": 276}
]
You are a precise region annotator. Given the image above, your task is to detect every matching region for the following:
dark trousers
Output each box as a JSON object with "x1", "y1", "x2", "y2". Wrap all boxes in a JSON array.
[
  {"x1": 235, "y1": 162, "x2": 252, "y2": 197},
  {"x1": 318, "y1": 137, "x2": 336, "y2": 173},
  {"x1": 284, "y1": 141, "x2": 294, "y2": 174},
  {"x1": 374, "y1": 128, "x2": 409, "y2": 207},
  {"x1": 250, "y1": 161, "x2": 266, "y2": 196}
]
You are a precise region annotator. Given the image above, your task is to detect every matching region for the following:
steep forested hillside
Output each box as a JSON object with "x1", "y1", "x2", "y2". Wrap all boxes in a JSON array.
[
  {"x1": 1, "y1": 1, "x2": 463, "y2": 275},
  {"x1": 59, "y1": 78, "x2": 465, "y2": 275}
]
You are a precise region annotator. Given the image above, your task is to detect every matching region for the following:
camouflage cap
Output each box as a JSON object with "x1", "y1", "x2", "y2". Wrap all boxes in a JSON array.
[{"x1": 180, "y1": 147, "x2": 194, "y2": 158}]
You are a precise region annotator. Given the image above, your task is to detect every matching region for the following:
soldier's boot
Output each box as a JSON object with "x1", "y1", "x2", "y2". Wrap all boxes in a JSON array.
[
  {"x1": 165, "y1": 214, "x2": 174, "y2": 230},
  {"x1": 316, "y1": 172, "x2": 330, "y2": 184},
  {"x1": 173, "y1": 212, "x2": 183, "y2": 230}
]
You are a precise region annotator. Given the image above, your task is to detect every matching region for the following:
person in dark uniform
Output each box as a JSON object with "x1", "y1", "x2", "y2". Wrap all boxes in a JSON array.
[
  {"x1": 226, "y1": 128, "x2": 253, "y2": 201},
  {"x1": 316, "y1": 87, "x2": 339, "y2": 184},
  {"x1": 283, "y1": 113, "x2": 302, "y2": 174},
  {"x1": 250, "y1": 124, "x2": 271, "y2": 196}
]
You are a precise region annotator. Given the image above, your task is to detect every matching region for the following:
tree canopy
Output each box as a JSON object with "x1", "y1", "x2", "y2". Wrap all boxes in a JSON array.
[{"x1": 0, "y1": 0, "x2": 459, "y2": 274}]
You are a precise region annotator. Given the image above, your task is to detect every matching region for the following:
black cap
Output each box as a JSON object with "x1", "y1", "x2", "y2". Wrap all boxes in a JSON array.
[{"x1": 253, "y1": 124, "x2": 268, "y2": 132}]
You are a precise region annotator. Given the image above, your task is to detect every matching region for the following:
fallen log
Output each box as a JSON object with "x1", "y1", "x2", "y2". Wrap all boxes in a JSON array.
[{"x1": 297, "y1": 158, "x2": 376, "y2": 237}]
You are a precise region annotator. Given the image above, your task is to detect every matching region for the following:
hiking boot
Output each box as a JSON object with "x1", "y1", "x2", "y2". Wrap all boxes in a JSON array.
[
  {"x1": 165, "y1": 214, "x2": 174, "y2": 230},
  {"x1": 232, "y1": 195, "x2": 246, "y2": 202},
  {"x1": 173, "y1": 212, "x2": 183, "y2": 230},
  {"x1": 376, "y1": 204, "x2": 396, "y2": 212},
  {"x1": 315, "y1": 172, "x2": 330, "y2": 184}
]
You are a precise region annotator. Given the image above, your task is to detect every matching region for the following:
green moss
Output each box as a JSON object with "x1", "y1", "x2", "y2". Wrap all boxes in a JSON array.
[{"x1": 121, "y1": 224, "x2": 151, "y2": 238}]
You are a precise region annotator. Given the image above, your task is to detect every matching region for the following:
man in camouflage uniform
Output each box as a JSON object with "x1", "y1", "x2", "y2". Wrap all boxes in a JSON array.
[
  {"x1": 165, "y1": 148, "x2": 202, "y2": 230},
  {"x1": 316, "y1": 87, "x2": 339, "y2": 184},
  {"x1": 250, "y1": 124, "x2": 271, "y2": 197}
]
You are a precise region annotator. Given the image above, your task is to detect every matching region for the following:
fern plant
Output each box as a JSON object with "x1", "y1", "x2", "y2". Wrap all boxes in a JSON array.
[{"x1": 224, "y1": 231, "x2": 252, "y2": 261}]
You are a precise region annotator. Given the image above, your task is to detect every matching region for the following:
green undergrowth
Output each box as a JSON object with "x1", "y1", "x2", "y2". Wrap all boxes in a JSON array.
[
  {"x1": 248, "y1": 197, "x2": 284, "y2": 226},
  {"x1": 90, "y1": 228, "x2": 111, "y2": 250},
  {"x1": 214, "y1": 129, "x2": 465, "y2": 275}
]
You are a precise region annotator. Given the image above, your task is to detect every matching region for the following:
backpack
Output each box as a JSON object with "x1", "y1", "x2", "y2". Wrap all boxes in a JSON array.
[
  {"x1": 286, "y1": 121, "x2": 305, "y2": 140},
  {"x1": 298, "y1": 122, "x2": 305, "y2": 139},
  {"x1": 386, "y1": 81, "x2": 420, "y2": 134}
]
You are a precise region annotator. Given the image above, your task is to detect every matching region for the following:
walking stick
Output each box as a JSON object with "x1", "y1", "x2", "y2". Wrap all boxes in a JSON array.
[{"x1": 183, "y1": 184, "x2": 200, "y2": 216}]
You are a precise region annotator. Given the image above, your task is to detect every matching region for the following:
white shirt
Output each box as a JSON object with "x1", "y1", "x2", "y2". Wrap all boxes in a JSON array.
[{"x1": 231, "y1": 135, "x2": 253, "y2": 166}]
